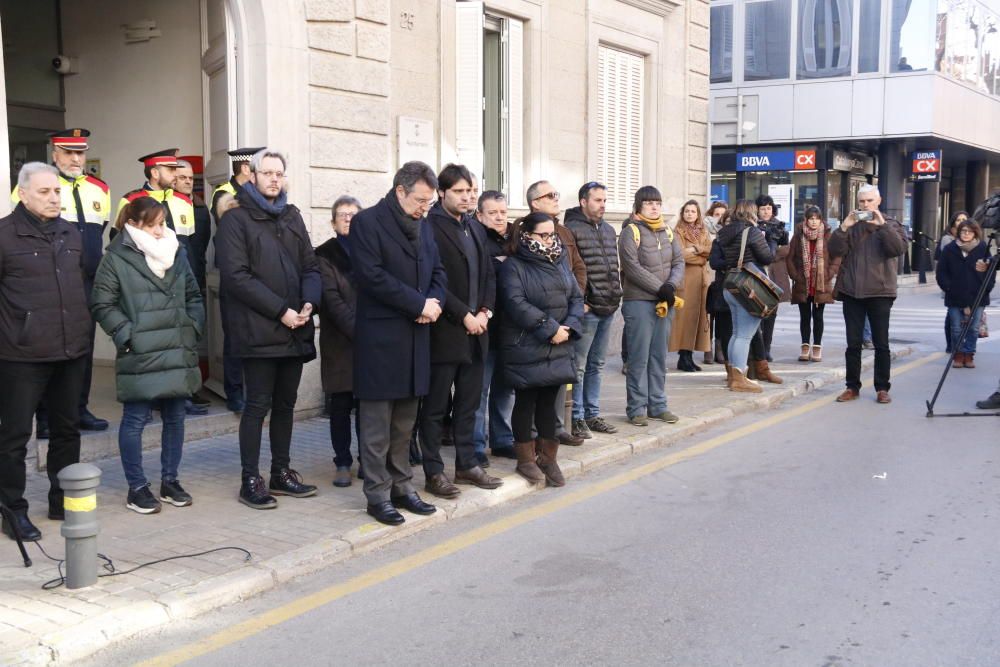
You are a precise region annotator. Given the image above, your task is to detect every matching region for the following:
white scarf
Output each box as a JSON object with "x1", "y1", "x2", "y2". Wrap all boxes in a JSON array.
[{"x1": 125, "y1": 224, "x2": 179, "y2": 278}]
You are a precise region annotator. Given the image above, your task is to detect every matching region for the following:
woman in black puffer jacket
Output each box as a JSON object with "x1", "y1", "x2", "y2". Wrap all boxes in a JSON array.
[
  {"x1": 498, "y1": 212, "x2": 584, "y2": 487},
  {"x1": 716, "y1": 199, "x2": 774, "y2": 393}
]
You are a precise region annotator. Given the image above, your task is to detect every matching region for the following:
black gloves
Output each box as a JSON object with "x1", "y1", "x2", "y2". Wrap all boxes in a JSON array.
[{"x1": 657, "y1": 282, "x2": 675, "y2": 307}]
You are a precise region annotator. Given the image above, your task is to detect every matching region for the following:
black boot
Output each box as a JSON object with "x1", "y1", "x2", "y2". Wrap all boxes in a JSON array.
[
  {"x1": 676, "y1": 351, "x2": 693, "y2": 372},
  {"x1": 689, "y1": 351, "x2": 702, "y2": 372},
  {"x1": 2, "y1": 508, "x2": 41, "y2": 541}
]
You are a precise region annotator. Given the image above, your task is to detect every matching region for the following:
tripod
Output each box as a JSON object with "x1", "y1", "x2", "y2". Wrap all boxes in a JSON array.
[
  {"x1": 926, "y1": 234, "x2": 1000, "y2": 418},
  {"x1": 0, "y1": 501, "x2": 34, "y2": 567}
]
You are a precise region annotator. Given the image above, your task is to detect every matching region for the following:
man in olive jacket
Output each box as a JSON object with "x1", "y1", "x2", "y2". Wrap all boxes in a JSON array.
[
  {"x1": 0, "y1": 163, "x2": 91, "y2": 541},
  {"x1": 829, "y1": 184, "x2": 908, "y2": 404}
]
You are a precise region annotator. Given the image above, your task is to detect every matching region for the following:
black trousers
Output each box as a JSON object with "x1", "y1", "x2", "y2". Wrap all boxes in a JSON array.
[
  {"x1": 512, "y1": 384, "x2": 561, "y2": 442},
  {"x1": 798, "y1": 298, "x2": 826, "y2": 345},
  {"x1": 219, "y1": 292, "x2": 245, "y2": 402},
  {"x1": 420, "y1": 358, "x2": 484, "y2": 475},
  {"x1": 714, "y1": 310, "x2": 733, "y2": 362},
  {"x1": 760, "y1": 308, "x2": 777, "y2": 357},
  {"x1": 0, "y1": 357, "x2": 86, "y2": 512},
  {"x1": 842, "y1": 295, "x2": 894, "y2": 392},
  {"x1": 328, "y1": 391, "x2": 359, "y2": 468},
  {"x1": 239, "y1": 357, "x2": 303, "y2": 479}
]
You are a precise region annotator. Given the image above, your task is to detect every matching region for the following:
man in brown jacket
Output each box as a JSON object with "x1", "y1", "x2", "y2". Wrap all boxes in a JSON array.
[
  {"x1": 828, "y1": 185, "x2": 908, "y2": 404},
  {"x1": 527, "y1": 180, "x2": 586, "y2": 446}
]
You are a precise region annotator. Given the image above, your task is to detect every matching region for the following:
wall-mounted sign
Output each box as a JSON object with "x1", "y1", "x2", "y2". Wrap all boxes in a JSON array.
[
  {"x1": 397, "y1": 116, "x2": 435, "y2": 168},
  {"x1": 911, "y1": 150, "x2": 942, "y2": 182},
  {"x1": 736, "y1": 150, "x2": 816, "y2": 172},
  {"x1": 830, "y1": 150, "x2": 874, "y2": 175}
]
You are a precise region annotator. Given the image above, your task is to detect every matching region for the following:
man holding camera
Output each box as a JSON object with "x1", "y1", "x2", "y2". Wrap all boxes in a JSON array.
[{"x1": 829, "y1": 185, "x2": 908, "y2": 404}]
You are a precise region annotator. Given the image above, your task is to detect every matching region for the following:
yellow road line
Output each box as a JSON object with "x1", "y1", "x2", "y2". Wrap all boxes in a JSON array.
[{"x1": 139, "y1": 352, "x2": 942, "y2": 667}]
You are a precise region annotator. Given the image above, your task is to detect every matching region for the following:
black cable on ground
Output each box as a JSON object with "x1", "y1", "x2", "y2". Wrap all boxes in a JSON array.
[{"x1": 33, "y1": 541, "x2": 252, "y2": 590}]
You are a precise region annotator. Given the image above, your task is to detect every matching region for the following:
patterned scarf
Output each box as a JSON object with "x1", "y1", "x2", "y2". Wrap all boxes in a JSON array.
[
  {"x1": 676, "y1": 218, "x2": 705, "y2": 244},
  {"x1": 520, "y1": 231, "x2": 563, "y2": 263},
  {"x1": 801, "y1": 225, "x2": 826, "y2": 297}
]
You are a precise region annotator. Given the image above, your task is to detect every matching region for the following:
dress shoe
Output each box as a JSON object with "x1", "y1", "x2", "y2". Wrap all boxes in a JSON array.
[
  {"x1": 184, "y1": 399, "x2": 209, "y2": 416},
  {"x1": 455, "y1": 465, "x2": 503, "y2": 489},
  {"x1": 876, "y1": 390, "x2": 892, "y2": 404},
  {"x1": 35, "y1": 419, "x2": 50, "y2": 440},
  {"x1": 333, "y1": 466, "x2": 352, "y2": 488},
  {"x1": 836, "y1": 388, "x2": 860, "y2": 402},
  {"x1": 79, "y1": 409, "x2": 109, "y2": 431},
  {"x1": 2, "y1": 508, "x2": 41, "y2": 541},
  {"x1": 226, "y1": 398, "x2": 245, "y2": 413},
  {"x1": 48, "y1": 506, "x2": 65, "y2": 521},
  {"x1": 424, "y1": 472, "x2": 460, "y2": 499},
  {"x1": 557, "y1": 431, "x2": 584, "y2": 446},
  {"x1": 367, "y1": 501, "x2": 405, "y2": 525},
  {"x1": 390, "y1": 492, "x2": 436, "y2": 515}
]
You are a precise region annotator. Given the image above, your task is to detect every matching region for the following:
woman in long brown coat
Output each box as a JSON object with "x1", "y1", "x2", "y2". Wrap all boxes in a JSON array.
[
  {"x1": 669, "y1": 200, "x2": 713, "y2": 371},
  {"x1": 786, "y1": 205, "x2": 841, "y2": 362}
]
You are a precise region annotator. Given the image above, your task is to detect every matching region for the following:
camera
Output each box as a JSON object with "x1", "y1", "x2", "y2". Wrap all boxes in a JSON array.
[
  {"x1": 759, "y1": 220, "x2": 788, "y2": 245},
  {"x1": 972, "y1": 192, "x2": 1000, "y2": 235},
  {"x1": 51, "y1": 56, "x2": 78, "y2": 75},
  {"x1": 855, "y1": 210, "x2": 874, "y2": 223}
]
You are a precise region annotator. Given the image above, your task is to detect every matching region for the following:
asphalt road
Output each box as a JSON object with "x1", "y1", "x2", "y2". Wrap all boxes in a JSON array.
[{"x1": 83, "y1": 292, "x2": 1000, "y2": 667}]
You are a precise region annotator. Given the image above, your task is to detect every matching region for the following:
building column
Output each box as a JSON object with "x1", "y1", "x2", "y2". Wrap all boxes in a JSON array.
[
  {"x1": 878, "y1": 141, "x2": 907, "y2": 222},
  {"x1": 914, "y1": 180, "x2": 939, "y2": 277},
  {"x1": 967, "y1": 160, "x2": 990, "y2": 210}
]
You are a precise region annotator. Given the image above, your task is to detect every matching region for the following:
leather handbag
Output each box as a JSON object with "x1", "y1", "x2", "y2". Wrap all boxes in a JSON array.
[{"x1": 723, "y1": 227, "x2": 783, "y2": 319}]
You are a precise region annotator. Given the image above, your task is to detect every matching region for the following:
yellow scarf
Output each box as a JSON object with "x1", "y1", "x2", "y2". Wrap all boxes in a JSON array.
[{"x1": 636, "y1": 213, "x2": 664, "y2": 231}]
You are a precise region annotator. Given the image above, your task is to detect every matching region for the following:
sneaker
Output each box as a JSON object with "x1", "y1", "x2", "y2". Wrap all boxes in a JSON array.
[
  {"x1": 649, "y1": 410, "x2": 680, "y2": 424},
  {"x1": 269, "y1": 468, "x2": 318, "y2": 498},
  {"x1": 976, "y1": 392, "x2": 1000, "y2": 409},
  {"x1": 628, "y1": 415, "x2": 648, "y2": 427},
  {"x1": 239, "y1": 475, "x2": 278, "y2": 509},
  {"x1": 586, "y1": 416, "x2": 618, "y2": 434},
  {"x1": 126, "y1": 485, "x2": 162, "y2": 514},
  {"x1": 159, "y1": 480, "x2": 193, "y2": 507},
  {"x1": 333, "y1": 466, "x2": 352, "y2": 488},
  {"x1": 571, "y1": 418, "x2": 593, "y2": 439}
]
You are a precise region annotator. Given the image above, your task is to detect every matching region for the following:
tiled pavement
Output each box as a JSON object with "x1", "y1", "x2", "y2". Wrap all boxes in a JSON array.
[{"x1": 0, "y1": 337, "x2": 916, "y2": 666}]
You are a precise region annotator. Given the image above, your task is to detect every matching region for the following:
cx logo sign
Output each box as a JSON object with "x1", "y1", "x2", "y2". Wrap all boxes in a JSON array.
[
  {"x1": 793, "y1": 150, "x2": 816, "y2": 170},
  {"x1": 913, "y1": 158, "x2": 939, "y2": 173}
]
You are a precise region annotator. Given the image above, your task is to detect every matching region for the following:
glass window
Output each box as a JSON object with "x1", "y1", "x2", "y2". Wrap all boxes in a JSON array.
[
  {"x1": 858, "y1": 0, "x2": 882, "y2": 73},
  {"x1": 980, "y1": 12, "x2": 1000, "y2": 95},
  {"x1": 745, "y1": 0, "x2": 792, "y2": 80},
  {"x1": 1, "y1": 0, "x2": 62, "y2": 108},
  {"x1": 711, "y1": 4, "x2": 734, "y2": 83},
  {"x1": 797, "y1": 0, "x2": 852, "y2": 79},
  {"x1": 938, "y1": 0, "x2": 983, "y2": 88},
  {"x1": 890, "y1": 0, "x2": 935, "y2": 72},
  {"x1": 825, "y1": 172, "x2": 843, "y2": 226},
  {"x1": 711, "y1": 172, "x2": 736, "y2": 207}
]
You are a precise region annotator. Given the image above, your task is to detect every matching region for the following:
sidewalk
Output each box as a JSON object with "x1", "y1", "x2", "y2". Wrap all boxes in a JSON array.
[{"x1": 0, "y1": 342, "x2": 915, "y2": 666}]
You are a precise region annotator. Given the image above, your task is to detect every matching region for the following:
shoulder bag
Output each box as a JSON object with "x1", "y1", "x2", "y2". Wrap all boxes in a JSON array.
[{"x1": 723, "y1": 227, "x2": 783, "y2": 318}]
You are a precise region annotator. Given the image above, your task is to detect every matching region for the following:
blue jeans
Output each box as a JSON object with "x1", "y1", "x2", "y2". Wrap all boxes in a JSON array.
[
  {"x1": 572, "y1": 311, "x2": 614, "y2": 420},
  {"x1": 473, "y1": 349, "x2": 515, "y2": 453},
  {"x1": 622, "y1": 300, "x2": 671, "y2": 419},
  {"x1": 118, "y1": 397, "x2": 186, "y2": 490},
  {"x1": 949, "y1": 306, "x2": 984, "y2": 354},
  {"x1": 724, "y1": 291, "x2": 763, "y2": 372}
]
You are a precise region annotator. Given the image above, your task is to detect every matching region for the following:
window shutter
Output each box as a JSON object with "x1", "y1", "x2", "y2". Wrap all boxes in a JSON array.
[
  {"x1": 597, "y1": 45, "x2": 644, "y2": 210},
  {"x1": 455, "y1": 1, "x2": 485, "y2": 181},
  {"x1": 505, "y1": 17, "x2": 524, "y2": 207}
]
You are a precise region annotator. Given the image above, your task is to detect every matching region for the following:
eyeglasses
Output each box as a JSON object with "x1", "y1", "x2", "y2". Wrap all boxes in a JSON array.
[
  {"x1": 533, "y1": 191, "x2": 559, "y2": 202},
  {"x1": 642, "y1": 200, "x2": 662, "y2": 206},
  {"x1": 256, "y1": 170, "x2": 285, "y2": 180},
  {"x1": 334, "y1": 212, "x2": 355, "y2": 221},
  {"x1": 529, "y1": 232, "x2": 555, "y2": 240}
]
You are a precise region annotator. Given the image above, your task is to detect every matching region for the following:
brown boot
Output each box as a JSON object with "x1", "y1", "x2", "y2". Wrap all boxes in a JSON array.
[
  {"x1": 513, "y1": 441, "x2": 545, "y2": 485},
  {"x1": 729, "y1": 368, "x2": 763, "y2": 393},
  {"x1": 724, "y1": 363, "x2": 734, "y2": 389},
  {"x1": 965, "y1": 352, "x2": 975, "y2": 368},
  {"x1": 535, "y1": 438, "x2": 565, "y2": 487},
  {"x1": 746, "y1": 361, "x2": 758, "y2": 380},
  {"x1": 753, "y1": 360, "x2": 783, "y2": 384},
  {"x1": 952, "y1": 352, "x2": 966, "y2": 368}
]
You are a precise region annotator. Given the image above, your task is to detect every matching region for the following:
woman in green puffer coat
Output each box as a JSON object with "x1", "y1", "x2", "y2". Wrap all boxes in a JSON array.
[{"x1": 91, "y1": 197, "x2": 205, "y2": 515}]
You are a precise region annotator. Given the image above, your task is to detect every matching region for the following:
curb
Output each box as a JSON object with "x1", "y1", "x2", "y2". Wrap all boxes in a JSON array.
[{"x1": 3, "y1": 346, "x2": 915, "y2": 666}]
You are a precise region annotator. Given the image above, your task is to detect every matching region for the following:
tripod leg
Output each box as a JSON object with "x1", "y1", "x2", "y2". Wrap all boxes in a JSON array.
[{"x1": 0, "y1": 504, "x2": 33, "y2": 567}]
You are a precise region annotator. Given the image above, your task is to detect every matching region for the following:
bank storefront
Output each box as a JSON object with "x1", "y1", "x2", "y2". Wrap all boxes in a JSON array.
[{"x1": 711, "y1": 145, "x2": 878, "y2": 233}]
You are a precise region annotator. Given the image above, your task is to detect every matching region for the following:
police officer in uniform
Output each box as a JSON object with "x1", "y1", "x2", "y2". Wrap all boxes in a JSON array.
[
  {"x1": 209, "y1": 147, "x2": 262, "y2": 413},
  {"x1": 118, "y1": 149, "x2": 208, "y2": 416},
  {"x1": 10, "y1": 129, "x2": 110, "y2": 435}
]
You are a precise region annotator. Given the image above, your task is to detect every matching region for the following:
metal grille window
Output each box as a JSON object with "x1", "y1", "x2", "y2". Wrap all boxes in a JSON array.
[{"x1": 597, "y1": 45, "x2": 644, "y2": 210}]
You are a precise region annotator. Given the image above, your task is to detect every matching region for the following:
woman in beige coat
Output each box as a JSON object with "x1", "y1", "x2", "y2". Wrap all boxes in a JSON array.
[{"x1": 669, "y1": 200, "x2": 713, "y2": 371}]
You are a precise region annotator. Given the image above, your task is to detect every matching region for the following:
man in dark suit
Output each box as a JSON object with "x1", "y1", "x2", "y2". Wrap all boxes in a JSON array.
[
  {"x1": 419, "y1": 164, "x2": 502, "y2": 499},
  {"x1": 351, "y1": 161, "x2": 448, "y2": 525}
]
